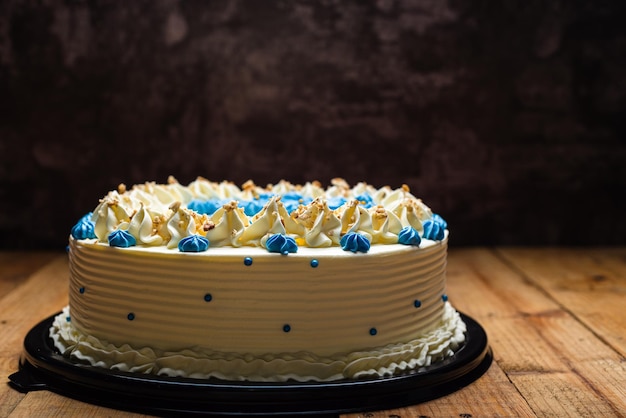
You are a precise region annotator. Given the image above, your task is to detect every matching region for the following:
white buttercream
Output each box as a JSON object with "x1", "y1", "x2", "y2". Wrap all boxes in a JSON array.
[
  {"x1": 239, "y1": 197, "x2": 287, "y2": 247},
  {"x1": 205, "y1": 201, "x2": 248, "y2": 247},
  {"x1": 293, "y1": 198, "x2": 342, "y2": 247},
  {"x1": 85, "y1": 178, "x2": 447, "y2": 249},
  {"x1": 166, "y1": 206, "x2": 196, "y2": 249},
  {"x1": 127, "y1": 205, "x2": 165, "y2": 246}
]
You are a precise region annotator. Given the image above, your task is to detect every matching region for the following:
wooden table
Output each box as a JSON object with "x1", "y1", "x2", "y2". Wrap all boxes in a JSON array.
[{"x1": 2, "y1": 248, "x2": 625, "y2": 417}]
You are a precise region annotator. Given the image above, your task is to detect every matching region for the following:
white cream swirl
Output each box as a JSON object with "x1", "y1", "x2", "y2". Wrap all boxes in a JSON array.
[
  {"x1": 239, "y1": 197, "x2": 287, "y2": 247},
  {"x1": 205, "y1": 201, "x2": 248, "y2": 247},
  {"x1": 127, "y1": 205, "x2": 166, "y2": 246},
  {"x1": 83, "y1": 177, "x2": 446, "y2": 249},
  {"x1": 370, "y1": 205, "x2": 403, "y2": 244},
  {"x1": 293, "y1": 198, "x2": 342, "y2": 247},
  {"x1": 166, "y1": 205, "x2": 196, "y2": 249},
  {"x1": 92, "y1": 192, "x2": 131, "y2": 241},
  {"x1": 338, "y1": 199, "x2": 374, "y2": 242}
]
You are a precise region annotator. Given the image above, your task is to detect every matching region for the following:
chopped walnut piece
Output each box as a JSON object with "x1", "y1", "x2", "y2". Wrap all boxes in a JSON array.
[
  {"x1": 223, "y1": 200, "x2": 238, "y2": 211},
  {"x1": 372, "y1": 205, "x2": 388, "y2": 219},
  {"x1": 151, "y1": 215, "x2": 165, "y2": 236},
  {"x1": 242, "y1": 179, "x2": 255, "y2": 190},
  {"x1": 203, "y1": 220, "x2": 215, "y2": 231},
  {"x1": 168, "y1": 175, "x2": 178, "y2": 184},
  {"x1": 331, "y1": 177, "x2": 350, "y2": 190}
]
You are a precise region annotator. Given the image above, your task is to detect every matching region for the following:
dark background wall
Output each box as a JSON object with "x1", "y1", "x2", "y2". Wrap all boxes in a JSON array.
[{"x1": 1, "y1": 0, "x2": 625, "y2": 250}]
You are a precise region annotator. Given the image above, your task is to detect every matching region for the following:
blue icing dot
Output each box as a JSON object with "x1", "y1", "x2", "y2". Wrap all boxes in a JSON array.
[
  {"x1": 398, "y1": 226, "x2": 422, "y2": 246},
  {"x1": 310, "y1": 259, "x2": 319, "y2": 268},
  {"x1": 70, "y1": 213, "x2": 97, "y2": 240},
  {"x1": 187, "y1": 199, "x2": 226, "y2": 215},
  {"x1": 244, "y1": 257, "x2": 253, "y2": 266},
  {"x1": 355, "y1": 194, "x2": 375, "y2": 208},
  {"x1": 281, "y1": 192, "x2": 312, "y2": 214},
  {"x1": 442, "y1": 294, "x2": 449, "y2": 302},
  {"x1": 186, "y1": 200, "x2": 205, "y2": 214},
  {"x1": 340, "y1": 232, "x2": 371, "y2": 253},
  {"x1": 66, "y1": 316, "x2": 71, "y2": 322},
  {"x1": 414, "y1": 299, "x2": 422, "y2": 308},
  {"x1": 241, "y1": 199, "x2": 267, "y2": 216},
  {"x1": 327, "y1": 196, "x2": 347, "y2": 210},
  {"x1": 283, "y1": 324, "x2": 291, "y2": 333},
  {"x1": 127, "y1": 312, "x2": 135, "y2": 321},
  {"x1": 108, "y1": 230, "x2": 136, "y2": 248},
  {"x1": 432, "y1": 213, "x2": 448, "y2": 230},
  {"x1": 178, "y1": 235, "x2": 210, "y2": 252},
  {"x1": 204, "y1": 293, "x2": 213, "y2": 302},
  {"x1": 369, "y1": 327, "x2": 378, "y2": 336},
  {"x1": 422, "y1": 220, "x2": 445, "y2": 241},
  {"x1": 266, "y1": 234, "x2": 298, "y2": 255},
  {"x1": 281, "y1": 200, "x2": 300, "y2": 214},
  {"x1": 281, "y1": 191, "x2": 303, "y2": 201}
]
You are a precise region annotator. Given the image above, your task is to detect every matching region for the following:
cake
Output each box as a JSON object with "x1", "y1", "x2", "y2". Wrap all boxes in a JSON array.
[{"x1": 51, "y1": 177, "x2": 466, "y2": 382}]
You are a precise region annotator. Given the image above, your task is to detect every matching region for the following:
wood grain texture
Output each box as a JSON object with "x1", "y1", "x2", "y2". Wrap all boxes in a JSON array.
[
  {"x1": 448, "y1": 249, "x2": 626, "y2": 417},
  {"x1": 3, "y1": 249, "x2": 625, "y2": 417},
  {"x1": 0, "y1": 254, "x2": 67, "y2": 418}
]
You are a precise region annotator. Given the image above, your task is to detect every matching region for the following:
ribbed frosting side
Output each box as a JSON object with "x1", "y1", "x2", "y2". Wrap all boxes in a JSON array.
[{"x1": 67, "y1": 233, "x2": 450, "y2": 356}]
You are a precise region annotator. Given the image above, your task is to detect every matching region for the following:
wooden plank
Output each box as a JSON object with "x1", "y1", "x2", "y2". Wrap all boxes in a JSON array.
[
  {"x1": 0, "y1": 252, "x2": 61, "y2": 298},
  {"x1": 447, "y1": 248, "x2": 626, "y2": 417},
  {"x1": 496, "y1": 247, "x2": 626, "y2": 357},
  {"x1": 1, "y1": 255, "x2": 68, "y2": 418},
  {"x1": 342, "y1": 363, "x2": 536, "y2": 417},
  {"x1": 7, "y1": 390, "x2": 152, "y2": 418}
]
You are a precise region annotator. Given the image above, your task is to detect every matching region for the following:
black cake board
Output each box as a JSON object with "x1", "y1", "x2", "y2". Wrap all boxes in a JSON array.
[{"x1": 9, "y1": 312, "x2": 492, "y2": 417}]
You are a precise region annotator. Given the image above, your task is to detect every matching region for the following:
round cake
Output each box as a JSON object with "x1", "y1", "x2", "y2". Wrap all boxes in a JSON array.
[{"x1": 51, "y1": 177, "x2": 466, "y2": 382}]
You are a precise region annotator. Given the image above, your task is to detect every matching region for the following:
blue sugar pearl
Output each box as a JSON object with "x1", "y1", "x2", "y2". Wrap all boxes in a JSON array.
[
  {"x1": 66, "y1": 316, "x2": 71, "y2": 322},
  {"x1": 204, "y1": 293, "x2": 213, "y2": 302},
  {"x1": 244, "y1": 257, "x2": 253, "y2": 266},
  {"x1": 442, "y1": 294, "x2": 449, "y2": 302},
  {"x1": 414, "y1": 299, "x2": 422, "y2": 308},
  {"x1": 369, "y1": 327, "x2": 378, "y2": 336},
  {"x1": 310, "y1": 259, "x2": 319, "y2": 268},
  {"x1": 79, "y1": 287, "x2": 85, "y2": 294},
  {"x1": 127, "y1": 312, "x2": 135, "y2": 321},
  {"x1": 283, "y1": 324, "x2": 291, "y2": 333}
]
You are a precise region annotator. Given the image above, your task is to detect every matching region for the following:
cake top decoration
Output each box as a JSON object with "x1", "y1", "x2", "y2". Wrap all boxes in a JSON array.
[{"x1": 71, "y1": 177, "x2": 447, "y2": 250}]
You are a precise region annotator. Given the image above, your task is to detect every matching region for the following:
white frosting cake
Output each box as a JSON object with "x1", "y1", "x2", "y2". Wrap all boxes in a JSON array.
[{"x1": 51, "y1": 177, "x2": 466, "y2": 382}]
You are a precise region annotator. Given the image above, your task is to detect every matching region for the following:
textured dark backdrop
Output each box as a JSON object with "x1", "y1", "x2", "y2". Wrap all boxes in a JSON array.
[{"x1": 1, "y1": 0, "x2": 625, "y2": 250}]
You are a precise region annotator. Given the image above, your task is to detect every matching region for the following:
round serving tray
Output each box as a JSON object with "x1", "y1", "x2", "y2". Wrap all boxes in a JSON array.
[{"x1": 10, "y1": 312, "x2": 491, "y2": 417}]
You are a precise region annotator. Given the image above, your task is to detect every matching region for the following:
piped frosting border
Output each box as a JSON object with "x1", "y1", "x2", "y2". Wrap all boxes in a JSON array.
[
  {"x1": 72, "y1": 177, "x2": 448, "y2": 253},
  {"x1": 50, "y1": 302, "x2": 466, "y2": 382}
]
